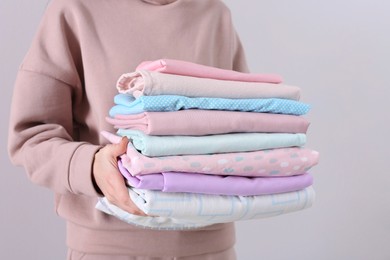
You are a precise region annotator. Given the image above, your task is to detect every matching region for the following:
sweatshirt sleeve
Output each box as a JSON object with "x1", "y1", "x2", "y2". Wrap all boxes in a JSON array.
[
  {"x1": 231, "y1": 30, "x2": 250, "y2": 73},
  {"x1": 221, "y1": 1, "x2": 249, "y2": 73},
  {"x1": 8, "y1": 0, "x2": 101, "y2": 197}
]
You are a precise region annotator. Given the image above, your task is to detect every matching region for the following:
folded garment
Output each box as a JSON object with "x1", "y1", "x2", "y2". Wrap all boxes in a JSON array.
[
  {"x1": 116, "y1": 70, "x2": 301, "y2": 100},
  {"x1": 118, "y1": 129, "x2": 307, "y2": 156},
  {"x1": 109, "y1": 95, "x2": 142, "y2": 116},
  {"x1": 118, "y1": 160, "x2": 313, "y2": 196},
  {"x1": 101, "y1": 131, "x2": 320, "y2": 177},
  {"x1": 106, "y1": 110, "x2": 310, "y2": 136},
  {"x1": 95, "y1": 186, "x2": 315, "y2": 230},
  {"x1": 136, "y1": 58, "x2": 283, "y2": 83},
  {"x1": 109, "y1": 94, "x2": 310, "y2": 117}
]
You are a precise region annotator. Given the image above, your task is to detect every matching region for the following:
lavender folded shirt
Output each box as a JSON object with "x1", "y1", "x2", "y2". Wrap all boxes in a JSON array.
[
  {"x1": 136, "y1": 58, "x2": 283, "y2": 83},
  {"x1": 118, "y1": 160, "x2": 313, "y2": 196}
]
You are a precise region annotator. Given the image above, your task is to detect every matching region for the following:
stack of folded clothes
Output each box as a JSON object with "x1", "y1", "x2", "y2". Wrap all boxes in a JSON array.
[{"x1": 96, "y1": 59, "x2": 319, "y2": 230}]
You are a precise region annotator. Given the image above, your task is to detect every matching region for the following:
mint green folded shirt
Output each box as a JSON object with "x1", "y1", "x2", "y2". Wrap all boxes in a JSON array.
[{"x1": 118, "y1": 129, "x2": 306, "y2": 156}]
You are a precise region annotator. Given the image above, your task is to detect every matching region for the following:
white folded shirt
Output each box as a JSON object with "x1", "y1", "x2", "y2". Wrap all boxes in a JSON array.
[{"x1": 96, "y1": 186, "x2": 315, "y2": 230}]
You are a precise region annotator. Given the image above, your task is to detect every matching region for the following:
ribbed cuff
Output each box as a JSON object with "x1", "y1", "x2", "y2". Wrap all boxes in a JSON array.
[{"x1": 69, "y1": 143, "x2": 103, "y2": 197}]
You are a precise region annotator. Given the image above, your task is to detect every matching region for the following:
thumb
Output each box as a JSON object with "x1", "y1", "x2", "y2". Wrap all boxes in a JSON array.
[{"x1": 109, "y1": 137, "x2": 129, "y2": 157}]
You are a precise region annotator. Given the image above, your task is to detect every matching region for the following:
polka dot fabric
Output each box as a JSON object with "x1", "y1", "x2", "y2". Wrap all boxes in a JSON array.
[
  {"x1": 121, "y1": 142, "x2": 319, "y2": 177},
  {"x1": 142, "y1": 95, "x2": 310, "y2": 115},
  {"x1": 110, "y1": 94, "x2": 310, "y2": 116}
]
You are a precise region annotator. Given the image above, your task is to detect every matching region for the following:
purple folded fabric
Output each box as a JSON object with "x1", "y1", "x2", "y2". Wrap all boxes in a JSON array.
[{"x1": 118, "y1": 160, "x2": 313, "y2": 196}]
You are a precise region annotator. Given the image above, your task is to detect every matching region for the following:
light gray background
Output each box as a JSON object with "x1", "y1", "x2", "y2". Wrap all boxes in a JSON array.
[{"x1": 1, "y1": 0, "x2": 389, "y2": 259}]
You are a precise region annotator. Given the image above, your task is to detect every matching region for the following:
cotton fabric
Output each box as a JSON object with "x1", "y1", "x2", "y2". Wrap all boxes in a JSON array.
[
  {"x1": 117, "y1": 70, "x2": 301, "y2": 100},
  {"x1": 109, "y1": 94, "x2": 310, "y2": 117},
  {"x1": 96, "y1": 186, "x2": 316, "y2": 230},
  {"x1": 101, "y1": 131, "x2": 319, "y2": 177},
  {"x1": 67, "y1": 247, "x2": 236, "y2": 260},
  {"x1": 121, "y1": 145, "x2": 319, "y2": 177},
  {"x1": 118, "y1": 160, "x2": 313, "y2": 196},
  {"x1": 106, "y1": 110, "x2": 310, "y2": 136},
  {"x1": 136, "y1": 58, "x2": 282, "y2": 83},
  {"x1": 118, "y1": 129, "x2": 306, "y2": 156}
]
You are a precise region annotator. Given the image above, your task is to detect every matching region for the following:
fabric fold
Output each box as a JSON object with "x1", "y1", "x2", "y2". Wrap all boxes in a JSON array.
[
  {"x1": 120, "y1": 142, "x2": 319, "y2": 176},
  {"x1": 101, "y1": 130, "x2": 318, "y2": 177},
  {"x1": 119, "y1": 159, "x2": 313, "y2": 196},
  {"x1": 118, "y1": 129, "x2": 307, "y2": 156},
  {"x1": 136, "y1": 58, "x2": 283, "y2": 83},
  {"x1": 95, "y1": 186, "x2": 315, "y2": 230},
  {"x1": 106, "y1": 110, "x2": 310, "y2": 136},
  {"x1": 116, "y1": 70, "x2": 301, "y2": 100},
  {"x1": 109, "y1": 94, "x2": 310, "y2": 117}
]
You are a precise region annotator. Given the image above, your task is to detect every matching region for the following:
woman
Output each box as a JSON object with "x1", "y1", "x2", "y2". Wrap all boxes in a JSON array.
[{"x1": 8, "y1": 0, "x2": 249, "y2": 258}]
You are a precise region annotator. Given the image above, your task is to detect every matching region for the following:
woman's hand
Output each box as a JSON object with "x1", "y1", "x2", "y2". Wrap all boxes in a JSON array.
[{"x1": 92, "y1": 137, "x2": 146, "y2": 216}]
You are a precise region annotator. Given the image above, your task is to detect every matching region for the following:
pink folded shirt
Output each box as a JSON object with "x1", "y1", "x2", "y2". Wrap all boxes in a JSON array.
[
  {"x1": 105, "y1": 110, "x2": 310, "y2": 136},
  {"x1": 102, "y1": 132, "x2": 319, "y2": 177},
  {"x1": 116, "y1": 70, "x2": 300, "y2": 100},
  {"x1": 136, "y1": 59, "x2": 283, "y2": 83}
]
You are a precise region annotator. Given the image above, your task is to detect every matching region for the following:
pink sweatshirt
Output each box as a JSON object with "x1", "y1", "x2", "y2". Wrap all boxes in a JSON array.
[{"x1": 8, "y1": 0, "x2": 249, "y2": 257}]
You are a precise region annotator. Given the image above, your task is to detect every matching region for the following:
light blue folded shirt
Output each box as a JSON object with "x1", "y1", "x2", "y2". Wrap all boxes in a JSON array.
[
  {"x1": 109, "y1": 94, "x2": 310, "y2": 117},
  {"x1": 118, "y1": 129, "x2": 307, "y2": 156}
]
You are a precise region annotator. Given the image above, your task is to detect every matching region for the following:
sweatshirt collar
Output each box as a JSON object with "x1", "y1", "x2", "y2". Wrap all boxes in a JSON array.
[{"x1": 141, "y1": 0, "x2": 178, "y2": 5}]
